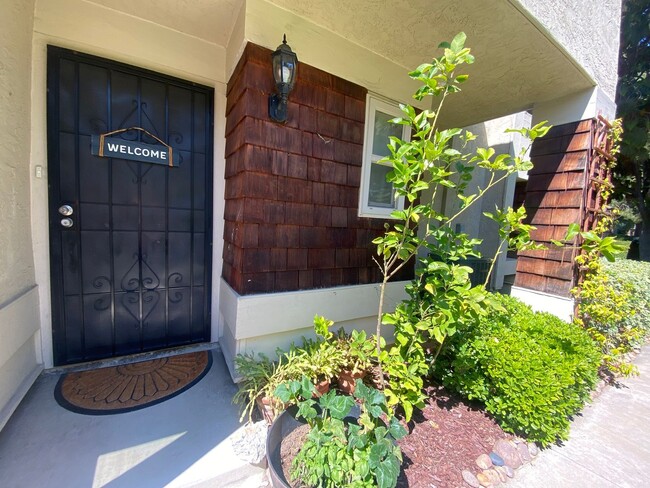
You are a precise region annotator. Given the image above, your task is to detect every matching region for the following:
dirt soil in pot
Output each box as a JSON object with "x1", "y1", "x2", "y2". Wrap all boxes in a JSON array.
[{"x1": 277, "y1": 382, "x2": 509, "y2": 488}]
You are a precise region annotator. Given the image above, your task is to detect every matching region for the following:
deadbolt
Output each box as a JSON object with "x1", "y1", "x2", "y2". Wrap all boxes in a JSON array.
[
  {"x1": 58, "y1": 204, "x2": 74, "y2": 216},
  {"x1": 60, "y1": 218, "x2": 74, "y2": 228}
]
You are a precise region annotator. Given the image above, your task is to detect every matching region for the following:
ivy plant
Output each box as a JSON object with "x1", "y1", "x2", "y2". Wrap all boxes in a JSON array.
[{"x1": 550, "y1": 120, "x2": 642, "y2": 377}]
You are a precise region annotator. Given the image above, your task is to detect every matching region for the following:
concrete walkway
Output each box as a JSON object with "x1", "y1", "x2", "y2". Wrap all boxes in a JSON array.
[
  {"x1": 509, "y1": 346, "x2": 650, "y2": 488},
  {"x1": 0, "y1": 348, "x2": 266, "y2": 488},
  {"x1": 2, "y1": 346, "x2": 649, "y2": 488}
]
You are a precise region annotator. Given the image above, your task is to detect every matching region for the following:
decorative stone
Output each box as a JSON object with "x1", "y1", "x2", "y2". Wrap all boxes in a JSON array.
[
  {"x1": 517, "y1": 442, "x2": 532, "y2": 463},
  {"x1": 462, "y1": 469, "x2": 481, "y2": 488},
  {"x1": 476, "y1": 472, "x2": 493, "y2": 487},
  {"x1": 528, "y1": 442, "x2": 539, "y2": 457},
  {"x1": 230, "y1": 421, "x2": 268, "y2": 465},
  {"x1": 503, "y1": 465, "x2": 515, "y2": 478},
  {"x1": 493, "y1": 439, "x2": 523, "y2": 469},
  {"x1": 483, "y1": 469, "x2": 502, "y2": 485},
  {"x1": 489, "y1": 452, "x2": 505, "y2": 466},
  {"x1": 494, "y1": 466, "x2": 508, "y2": 483},
  {"x1": 476, "y1": 453, "x2": 493, "y2": 470}
]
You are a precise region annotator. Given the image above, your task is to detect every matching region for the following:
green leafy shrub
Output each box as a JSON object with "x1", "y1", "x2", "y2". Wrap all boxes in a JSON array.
[
  {"x1": 436, "y1": 293, "x2": 601, "y2": 446},
  {"x1": 573, "y1": 256, "x2": 641, "y2": 376},
  {"x1": 275, "y1": 377, "x2": 406, "y2": 488},
  {"x1": 602, "y1": 258, "x2": 650, "y2": 336}
]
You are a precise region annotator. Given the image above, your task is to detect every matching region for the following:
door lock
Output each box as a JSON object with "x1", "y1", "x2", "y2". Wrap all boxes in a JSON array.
[
  {"x1": 58, "y1": 204, "x2": 74, "y2": 216},
  {"x1": 60, "y1": 218, "x2": 74, "y2": 228}
]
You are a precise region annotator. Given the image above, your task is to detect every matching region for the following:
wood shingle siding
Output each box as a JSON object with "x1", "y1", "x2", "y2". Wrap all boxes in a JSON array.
[
  {"x1": 223, "y1": 43, "x2": 412, "y2": 295},
  {"x1": 514, "y1": 119, "x2": 595, "y2": 297}
]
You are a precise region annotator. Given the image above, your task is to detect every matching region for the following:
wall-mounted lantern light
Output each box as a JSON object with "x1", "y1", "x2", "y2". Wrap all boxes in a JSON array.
[{"x1": 269, "y1": 34, "x2": 298, "y2": 123}]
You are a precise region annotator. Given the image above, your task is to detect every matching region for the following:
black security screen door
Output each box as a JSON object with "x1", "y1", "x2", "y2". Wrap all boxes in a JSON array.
[{"x1": 47, "y1": 47, "x2": 214, "y2": 366}]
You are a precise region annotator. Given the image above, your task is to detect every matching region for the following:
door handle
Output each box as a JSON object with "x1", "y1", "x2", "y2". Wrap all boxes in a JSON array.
[
  {"x1": 60, "y1": 218, "x2": 74, "y2": 228},
  {"x1": 59, "y1": 204, "x2": 74, "y2": 216}
]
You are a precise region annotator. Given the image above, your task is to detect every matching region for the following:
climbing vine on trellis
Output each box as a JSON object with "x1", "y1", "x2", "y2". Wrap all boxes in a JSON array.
[{"x1": 569, "y1": 118, "x2": 640, "y2": 377}]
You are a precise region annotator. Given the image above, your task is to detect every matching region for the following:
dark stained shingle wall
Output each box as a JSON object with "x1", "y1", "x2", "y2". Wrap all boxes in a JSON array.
[
  {"x1": 223, "y1": 43, "x2": 412, "y2": 295},
  {"x1": 515, "y1": 119, "x2": 594, "y2": 297}
]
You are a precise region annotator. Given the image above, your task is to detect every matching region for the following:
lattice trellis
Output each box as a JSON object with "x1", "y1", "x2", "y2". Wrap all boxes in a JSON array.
[
  {"x1": 574, "y1": 115, "x2": 617, "y2": 289},
  {"x1": 581, "y1": 115, "x2": 616, "y2": 233}
]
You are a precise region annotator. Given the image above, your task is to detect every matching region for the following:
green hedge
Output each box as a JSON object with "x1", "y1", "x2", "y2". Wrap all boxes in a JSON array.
[
  {"x1": 603, "y1": 258, "x2": 650, "y2": 337},
  {"x1": 436, "y1": 294, "x2": 601, "y2": 446}
]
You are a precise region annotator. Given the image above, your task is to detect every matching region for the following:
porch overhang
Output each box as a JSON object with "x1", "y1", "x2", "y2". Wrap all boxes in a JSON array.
[{"x1": 87, "y1": 0, "x2": 597, "y2": 128}]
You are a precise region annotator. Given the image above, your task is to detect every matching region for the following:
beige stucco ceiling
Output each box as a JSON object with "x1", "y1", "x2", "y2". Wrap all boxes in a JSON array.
[
  {"x1": 86, "y1": 0, "x2": 597, "y2": 127},
  {"x1": 87, "y1": 0, "x2": 244, "y2": 46},
  {"x1": 263, "y1": 0, "x2": 597, "y2": 126}
]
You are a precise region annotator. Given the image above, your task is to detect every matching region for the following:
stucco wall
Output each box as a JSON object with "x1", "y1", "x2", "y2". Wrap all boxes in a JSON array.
[
  {"x1": 516, "y1": 0, "x2": 621, "y2": 102},
  {"x1": 219, "y1": 277, "x2": 408, "y2": 379},
  {"x1": 0, "y1": 0, "x2": 42, "y2": 430},
  {"x1": 0, "y1": 0, "x2": 37, "y2": 304}
]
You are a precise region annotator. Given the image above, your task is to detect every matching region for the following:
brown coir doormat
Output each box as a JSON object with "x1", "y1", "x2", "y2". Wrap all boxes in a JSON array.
[{"x1": 55, "y1": 351, "x2": 212, "y2": 415}]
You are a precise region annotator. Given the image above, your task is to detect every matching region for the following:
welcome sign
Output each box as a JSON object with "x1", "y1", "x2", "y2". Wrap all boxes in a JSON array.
[{"x1": 91, "y1": 127, "x2": 179, "y2": 167}]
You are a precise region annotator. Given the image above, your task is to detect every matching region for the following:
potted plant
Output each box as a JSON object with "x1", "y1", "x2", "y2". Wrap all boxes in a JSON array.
[
  {"x1": 233, "y1": 352, "x2": 288, "y2": 423},
  {"x1": 336, "y1": 329, "x2": 375, "y2": 394},
  {"x1": 234, "y1": 318, "x2": 347, "y2": 422},
  {"x1": 267, "y1": 376, "x2": 406, "y2": 488}
]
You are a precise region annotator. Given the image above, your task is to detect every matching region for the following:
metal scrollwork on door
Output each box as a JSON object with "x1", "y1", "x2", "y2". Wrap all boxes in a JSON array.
[
  {"x1": 120, "y1": 253, "x2": 161, "y2": 292},
  {"x1": 94, "y1": 295, "x2": 112, "y2": 312},
  {"x1": 167, "y1": 272, "x2": 185, "y2": 303},
  {"x1": 92, "y1": 276, "x2": 112, "y2": 312},
  {"x1": 120, "y1": 290, "x2": 161, "y2": 328}
]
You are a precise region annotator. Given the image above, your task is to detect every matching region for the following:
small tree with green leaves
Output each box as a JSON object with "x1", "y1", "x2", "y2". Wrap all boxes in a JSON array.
[{"x1": 371, "y1": 33, "x2": 549, "y2": 420}]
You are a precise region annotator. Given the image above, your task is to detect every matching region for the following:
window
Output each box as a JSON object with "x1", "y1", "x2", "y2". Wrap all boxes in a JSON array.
[{"x1": 358, "y1": 95, "x2": 411, "y2": 218}]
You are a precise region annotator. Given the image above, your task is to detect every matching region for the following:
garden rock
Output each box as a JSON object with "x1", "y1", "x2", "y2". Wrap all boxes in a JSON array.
[
  {"x1": 516, "y1": 441, "x2": 532, "y2": 462},
  {"x1": 485, "y1": 469, "x2": 502, "y2": 485},
  {"x1": 489, "y1": 452, "x2": 505, "y2": 466},
  {"x1": 476, "y1": 472, "x2": 491, "y2": 487},
  {"x1": 494, "y1": 466, "x2": 508, "y2": 483},
  {"x1": 502, "y1": 465, "x2": 515, "y2": 478},
  {"x1": 528, "y1": 442, "x2": 539, "y2": 457},
  {"x1": 493, "y1": 439, "x2": 522, "y2": 469},
  {"x1": 476, "y1": 453, "x2": 493, "y2": 469},
  {"x1": 462, "y1": 469, "x2": 481, "y2": 488},
  {"x1": 230, "y1": 421, "x2": 268, "y2": 465},
  {"x1": 476, "y1": 470, "x2": 500, "y2": 487}
]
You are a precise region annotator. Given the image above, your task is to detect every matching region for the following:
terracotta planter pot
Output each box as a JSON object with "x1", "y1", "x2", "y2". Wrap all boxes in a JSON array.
[
  {"x1": 337, "y1": 370, "x2": 366, "y2": 395},
  {"x1": 313, "y1": 378, "x2": 330, "y2": 397},
  {"x1": 256, "y1": 396, "x2": 277, "y2": 425}
]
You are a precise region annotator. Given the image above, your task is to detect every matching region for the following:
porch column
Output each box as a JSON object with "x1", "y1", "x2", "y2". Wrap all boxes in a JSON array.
[{"x1": 511, "y1": 87, "x2": 616, "y2": 321}]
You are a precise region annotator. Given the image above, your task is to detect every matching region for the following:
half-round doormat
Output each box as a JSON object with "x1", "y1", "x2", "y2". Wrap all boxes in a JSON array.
[{"x1": 55, "y1": 351, "x2": 212, "y2": 415}]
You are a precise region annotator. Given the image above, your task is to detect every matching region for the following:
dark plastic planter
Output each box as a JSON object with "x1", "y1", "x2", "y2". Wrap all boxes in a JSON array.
[
  {"x1": 266, "y1": 404, "x2": 362, "y2": 488},
  {"x1": 266, "y1": 407, "x2": 303, "y2": 488}
]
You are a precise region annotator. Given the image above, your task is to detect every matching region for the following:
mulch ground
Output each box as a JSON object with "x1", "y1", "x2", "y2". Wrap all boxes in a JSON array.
[
  {"x1": 396, "y1": 383, "x2": 509, "y2": 488},
  {"x1": 277, "y1": 382, "x2": 510, "y2": 488}
]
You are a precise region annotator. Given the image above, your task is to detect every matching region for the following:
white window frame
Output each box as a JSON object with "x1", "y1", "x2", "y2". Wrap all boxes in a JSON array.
[{"x1": 358, "y1": 94, "x2": 411, "y2": 219}]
